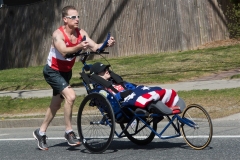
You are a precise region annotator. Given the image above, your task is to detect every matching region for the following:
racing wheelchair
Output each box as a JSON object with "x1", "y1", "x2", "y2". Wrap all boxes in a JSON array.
[{"x1": 70, "y1": 33, "x2": 213, "y2": 153}]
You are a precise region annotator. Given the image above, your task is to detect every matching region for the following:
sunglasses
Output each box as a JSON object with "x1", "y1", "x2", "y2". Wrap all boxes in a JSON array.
[{"x1": 65, "y1": 16, "x2": 80, "y2": 20}]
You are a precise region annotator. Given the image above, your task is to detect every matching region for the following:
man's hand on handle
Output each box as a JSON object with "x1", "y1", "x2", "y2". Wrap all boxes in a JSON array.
[{"x1": 107, "y1": 37, "x2": 115, "y2": 47}]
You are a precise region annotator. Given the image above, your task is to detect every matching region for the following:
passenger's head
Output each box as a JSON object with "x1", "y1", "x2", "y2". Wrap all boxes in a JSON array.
[
  {"x1": 62, "y1": 6, "x2": 79, "y2": 27},
  {"x1": 90, "y1": 62, "x2": 111, "y2": 80}
]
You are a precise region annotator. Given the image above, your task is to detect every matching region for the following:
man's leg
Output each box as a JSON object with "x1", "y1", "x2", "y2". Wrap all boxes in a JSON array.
[
  {"x1": 61, "y1": 86, "x2": 80, "y2": 146},
  {"x1": 33, "y1": 94, "x2": 63, "y2": 150},
  {"x1": 61, "y1": 86, "x2": 76, "y2": 131},
  {"x1": 40, "y1": 94, "x2": 63, "y2": 132}
]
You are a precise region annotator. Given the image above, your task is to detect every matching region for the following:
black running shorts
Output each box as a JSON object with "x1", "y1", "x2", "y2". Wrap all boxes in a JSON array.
[{"x1": 43, "y1": 64, "x2": 72, "y2": 96}]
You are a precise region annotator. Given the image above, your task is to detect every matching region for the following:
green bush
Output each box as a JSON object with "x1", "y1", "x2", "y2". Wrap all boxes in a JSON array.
[
  {"x1": 226, "y1": 3, "x2": 240, "y2": 38},
  {"x1": 229, "y1": 0, "x2": 240, "y2": 5}
]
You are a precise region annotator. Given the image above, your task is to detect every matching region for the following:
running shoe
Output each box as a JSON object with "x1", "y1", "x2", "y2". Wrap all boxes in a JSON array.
[
  {"x1": 33, "y1": 128, "x2": 48, "y2": 150},
  {"x1": 64, "y1": 131, "x2": 81, "y2": 146}
]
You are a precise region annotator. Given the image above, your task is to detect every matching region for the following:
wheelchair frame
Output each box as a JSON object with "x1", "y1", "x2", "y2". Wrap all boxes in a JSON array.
[{"x1": 75, "y1": 33, "x2": 213, "y2": 153}]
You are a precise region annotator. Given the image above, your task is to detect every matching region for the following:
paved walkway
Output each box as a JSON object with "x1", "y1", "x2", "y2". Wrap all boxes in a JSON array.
[
  {"x1": 1, "y1": 69, "x2": 240, "y2": 128},
  {"x1": 1, "y1": 68, "x2": 240, "y2": 99},
  {"x1": 1, "y1": 79, "x2": 240, "y2": 98}
]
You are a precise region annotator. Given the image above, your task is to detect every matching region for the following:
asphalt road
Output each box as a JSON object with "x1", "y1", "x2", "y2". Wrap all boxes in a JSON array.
[
  {"x1": 1, "y1": 79, "x2": 240, "y2": 159},
  {"x1": 0, "y1": 120, "x2": 240, "y2": 160}
]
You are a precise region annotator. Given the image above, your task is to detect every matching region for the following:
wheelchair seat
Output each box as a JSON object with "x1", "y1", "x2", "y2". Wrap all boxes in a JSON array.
[{"x1": 80, "y1": 69, "x2": 186, "y2": 118}]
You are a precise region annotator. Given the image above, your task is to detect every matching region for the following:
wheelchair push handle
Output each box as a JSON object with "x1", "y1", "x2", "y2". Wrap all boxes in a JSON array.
[
  {"x1": 80, "y1": 33, "x2": 111, "y2": 64},
  {"x1": 97, "y1": 32, "x2": 111, "y2": 52},
  {"x1": 65, "y1": 33, "x2": 111, "y2": 59}
]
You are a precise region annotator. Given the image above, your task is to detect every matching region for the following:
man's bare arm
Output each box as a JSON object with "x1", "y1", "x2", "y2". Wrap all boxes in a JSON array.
[
  {"x1": 52, "y1": 30, "x2": 88, "y2": 57},
  {"x1": 80, "y1": 29, "x2": 115, "y2": 52}
]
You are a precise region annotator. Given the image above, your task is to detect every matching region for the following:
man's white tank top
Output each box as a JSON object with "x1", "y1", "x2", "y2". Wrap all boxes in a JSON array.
[{"x1": 47, "y1": 26, "x2": 83, "y2": 72}]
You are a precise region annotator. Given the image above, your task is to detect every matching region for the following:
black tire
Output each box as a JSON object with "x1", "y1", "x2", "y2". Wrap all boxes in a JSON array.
[
  {"x1": 77, "y1": 93, "x2": 115, "y2": 153},
  {"x1": 181, "y1": 104, "x2": 213, "y2": 150},
  {"x1": 119, "y1": 117, "x2": 157, "y2": 145}
]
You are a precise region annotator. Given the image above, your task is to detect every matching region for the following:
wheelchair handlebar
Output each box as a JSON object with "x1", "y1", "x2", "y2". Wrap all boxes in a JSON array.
[
  {"x1": 81, "y1": 51, "x2": 109, "y2": 55},
  {"x1": 97, "y1": 32, "x2": 111, "y2": 52},
  {"x1": 65, "y1": 32, "x2": 111, "y2": 59}
]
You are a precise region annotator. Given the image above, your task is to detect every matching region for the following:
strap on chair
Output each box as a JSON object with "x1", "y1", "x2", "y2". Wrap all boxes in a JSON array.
[
  {"x1": 109, "y1": 71, "x2": 127, "y2": 90},
  {"x1": 90, "y1": 74, "x2": 119, "y2": 93}
]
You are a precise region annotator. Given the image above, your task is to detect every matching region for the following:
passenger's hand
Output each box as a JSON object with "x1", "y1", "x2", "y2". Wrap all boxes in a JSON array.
[{"x1": 107, "y1": 37, "x2": 115, "y2": 47}]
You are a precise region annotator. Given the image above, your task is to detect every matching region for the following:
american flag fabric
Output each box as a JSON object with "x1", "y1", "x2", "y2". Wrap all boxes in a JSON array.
[
  {"x1": 107, "y1": 84, "x2": 125, "y2": 94},
  {"x1": 122, "y1": 86, "x2": 179, "y2": 109}
]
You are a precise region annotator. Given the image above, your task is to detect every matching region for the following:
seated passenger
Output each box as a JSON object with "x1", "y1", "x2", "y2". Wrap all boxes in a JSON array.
[{"x1": 90, "y1": 62, "x2": 181, "y2": 113}]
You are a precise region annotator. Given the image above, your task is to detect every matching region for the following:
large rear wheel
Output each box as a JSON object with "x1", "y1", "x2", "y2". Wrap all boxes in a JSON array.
[{"x1": 77, "y1": 93, "x2": 115, "y2": 153}]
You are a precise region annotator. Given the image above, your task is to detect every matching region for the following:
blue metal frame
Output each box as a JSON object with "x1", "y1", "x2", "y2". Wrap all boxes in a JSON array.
[
  {"x1": 80, "y1": 62, "x2": 198, "y2": 141},
  {"x1": 78, "y1": 34, "x2": 199, "y2": 142}
]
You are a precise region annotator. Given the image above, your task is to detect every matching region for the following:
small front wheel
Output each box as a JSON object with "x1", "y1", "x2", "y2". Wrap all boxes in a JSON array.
[
  {"x1": 181, "y1": 104, "x2": 213, "y2": 150},
  {"x1": 77, "y1": 93, "x2": 115, "y2": 153}
]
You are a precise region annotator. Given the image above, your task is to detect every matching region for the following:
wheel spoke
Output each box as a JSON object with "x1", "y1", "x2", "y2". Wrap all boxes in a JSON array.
[{"x1": 77, "y1": 93, "x2": 115, "y2": 153}]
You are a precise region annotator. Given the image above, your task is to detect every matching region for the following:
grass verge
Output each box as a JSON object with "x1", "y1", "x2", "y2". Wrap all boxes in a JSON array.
[
  {"x1": 1, "y1": 87, "x2": 240, "y2": 120},
  {"x1": 0, "y1": 95, "x2": 85, "y2": 120},
  {"x1": 1, "y1": 44, "x2": 240, "y2": 91}
]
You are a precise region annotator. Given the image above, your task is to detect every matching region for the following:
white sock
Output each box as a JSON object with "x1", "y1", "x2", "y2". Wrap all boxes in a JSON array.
[
  {"x1": 39, "y1": 130, "x2": 46, "y2": 136},
  {"x1": 66, "y1": 129, "x2": 73, "y2": 134}
]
